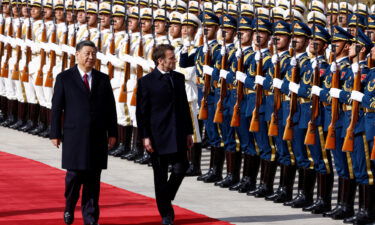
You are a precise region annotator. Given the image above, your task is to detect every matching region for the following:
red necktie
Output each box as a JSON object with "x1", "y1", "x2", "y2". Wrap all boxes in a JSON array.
[{"x1": 83, "y1": 74, "x2": 90, "y2": 91}]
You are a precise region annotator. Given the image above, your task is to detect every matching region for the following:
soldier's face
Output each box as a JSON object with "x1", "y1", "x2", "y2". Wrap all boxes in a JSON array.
[
  {"x1": 239, "y1": 30, "x2": 252, "y2": 45},
  {"x1": 100, "y1": 14, "x2": 111, "y2": 28},
  {"x1": 327, "y1": 14, "x2": 337, "y2": 26},
  {"x1": 113, "y1": 16, "x2": 124, "y2": 30},
  {"x1": 3, "y1": 4, "x2": 10, "y2": 14},
  {"x1": 141, "y1": 19, "x2": 152, "y2": 33},
  {"x1": 21, "y1": 5, "x2": 28, "y2": 17},
  {"x1": 43, "y1": 8, "x2": 53, "y2": 19},
  {"x1": 158, "y1": 49, "x2": 176, "y2": 71},
  {"x1": 55, "y1": 9, "x2": 64, "y2": 21},
  {"x1": 293, "y1": 35, "x2": 309, "y2": 52},
  {"x1": 76, "y1": 46, "x2": 97, "y2": 69},
  {"x1": 371, "y1": 46, "x2": 375, "y2": 60},
  {"x1": 87, "y1": 13, "x2": 97, "y2": 26},
  {"x1": 77, "y1": 11, "x2": 86, "y2": 24},
  {"x1": 309, "y1": 39, "x2": 327, "y2": 55},
  {"x1": 275, "y1": 34, "x2": 290, "y2": 51},
  {"x1": 253, "y1": 31, "x2": 270, "y2": 48},
  {"x1": 338, "y1": 14, "x2": 347, "y2": 26},
  {"x1": 181, "y1": 25, "x2": 197, "y2": 39},
  {"x1": 223, "y1": 28, "x2": 235, "y2": 43},
  {"x1": 66, "y1": 11, "x2": 73, "y2": 23},
  {"x1": 206, "y1": 25, "x2": 218, "y2": 40},
  {"x1": 367, "y1": 30, "x2": 375, "y2": 43},
  {"x1": 128, "y1": 18, "x2": 138, "y2": 32},
  {"x1": 349, "y1": 43, "x2": 364, "y2": 58},
  {"x1": 31, "y1": 6, "x2": 41, "y2": 19},
  {"x1": 169, "y1": 23, "x2": 181, "y2": 39},
  {"x1": 348, "y1": 26, "x2": 358, "y2": 37},
  {"x1": 11, "y1": 6, "x2": 19, "y2": 16},
  {"x1": 154, "y1": 20, "x2": 166, "y2": 34}
]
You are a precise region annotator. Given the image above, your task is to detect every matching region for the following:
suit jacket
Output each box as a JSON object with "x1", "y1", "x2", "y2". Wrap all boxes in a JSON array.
[
  {"x1": 50, "y1": 65, "x2": 118, "y2": 170},
  {"x1": 136, "y1": 69, "x2": 193, "y2": 155}
]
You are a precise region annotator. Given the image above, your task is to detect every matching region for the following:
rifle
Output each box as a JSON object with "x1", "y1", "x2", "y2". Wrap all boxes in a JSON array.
[
  {"x1": 129, "y1": 0, "x2": 144, "y2": 106},
  {"x1": 84, "y1": 0, "x2": 90, "y2": 40},
  {"x1": 213, "y1": 15, "x2": 228, "y2": 124},
  {"x1": 95, "y1": 0, "x2": 101, "y2": 70},
  {"x1": 21, "y1": 0, "x2": 31, "y2": 82},
  {"x1": 249, "y1": 15, "x2": 263, "y2": 132},
  {"x1": 198, "y1": 1, "x2": 211, "y2": 120},
  {"x1": 342, "y1": 1, "x2": 360, "y2": 152},
  {"x1": 11, "y1": 3, "x2": 22, "y2": 81},
  {"x1": 118, "y1": 0, "x2": 130, "y2": 103},
  {"x1": 164, "y1": 1, "x2": 170, "y2": 45},
  {"x1": 0, "y1": 1, "x2": 5, "y2": 77},
  {"x1": 268, "y1": 36, "x2": 281, "y2": 136},
  {"x1": 283, "y1": 24, "x2": 299, "y2": 141},
  {"x1": 35, "y1": 0, "x2": 47, "y2": 86},
  {"x1": 325, "y1": 1, "x2": 339, "y2": 150},
  {"x1": 288, "y1": 0, "x2": 295, "y2": 56},
  {"x1": 44, "y1": 0, "x2": 57, "y2": 88},
  {"x1": 107, "y1": 0, "x2": 115, "y2": 80},
  {"x1": 305, "y1": 15, "x2": 320, "y2": 145},
  {"x1": 1, "y1": 3, "x2": 13, "y2": 79},
  {"x1": 69, "y1": 0, "x2": 77, "y2": 68},
  {"x1": 198, "y1": 0, "x2": 204, "y2": 46},
  {"x1": 60, "y1": 0, "x2": 68, "y2": 71}
]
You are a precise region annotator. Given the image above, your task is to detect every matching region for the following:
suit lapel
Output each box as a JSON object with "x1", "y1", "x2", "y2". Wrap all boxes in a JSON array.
[
  {"x1": 72, "y1": 66, "x2": 90, "y2": 96},
  {"x1": 90, "y1": 70, "x2": 99, "y2": 97}
]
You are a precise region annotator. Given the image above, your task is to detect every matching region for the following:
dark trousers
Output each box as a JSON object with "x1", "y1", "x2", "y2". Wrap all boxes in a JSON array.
[
  {"x1": 65, "y1": 169, "x2": 102, "y2": 224},
  {"x1": 151, "y1": 152, "x2": 189, "y2": 218}
]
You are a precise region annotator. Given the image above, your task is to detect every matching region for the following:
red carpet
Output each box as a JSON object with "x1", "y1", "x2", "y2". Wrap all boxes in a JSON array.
[{"x1": 0, "y1": 151, "x2": 232, "y2": 225}]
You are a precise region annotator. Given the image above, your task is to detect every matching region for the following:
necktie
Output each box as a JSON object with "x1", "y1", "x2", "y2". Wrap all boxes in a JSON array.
[
  {"x1": 83, "y1": 74, "x2": 90, "y2": 91},
  {"x1": 164, "y1": 72, "x2": 174, "y2": 89}
]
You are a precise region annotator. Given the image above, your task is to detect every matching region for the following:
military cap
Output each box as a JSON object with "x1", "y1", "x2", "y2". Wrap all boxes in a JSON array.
[
  {"x1": 65, "y1": 0, "x2": 74, "y2": 10},
  {"x1": 339, "y1": 2, "x2": 353, "y2": 14},
  {"x1": 253, "y1": 0, "x2": 263, "y2": 8},
  {"x1": 348, "y1": 14, "x2": 367, "y2": 29},
  {"x1": 284, "y1": 9, "x2": 304, "y2": 22},
  {"x1": 87, "y1": 2, "x2": 98, "y2": 14},
  {"x1": 368, "y1": 15, "x2": 375, "y2": 29},
  {"x1": 238, "y1": 16, "x2": 253, "y2": 30},
  {"x1": 126, "y1": 0, "x2": 137, "y2": 6},
  {"x1": 311, "y1": 24, "x2": 331, "y2": 43},
  {"x1": 273, "y1": 20, "x2": 291, "y2": 35},
  {"x1": 265, "y1": 0, "x2": 276, "y2": 8},
  {"x1": 181, "y1": 12, "x2": 200, "y2": 27},
  {"x1": 172, "y1": 0, "x2": 187, "y2": 12},
  {"x1": 307, "y1": 11, "x2": 327, "y2": 27},
  {"x1": 292, "y1": 21, "x2": 311, "y2": 37},
  {"x1": 2, "y1": 0, "x2": 10, "y2": 4},
  {"x1": 220, "y1": 14, "x2": 237, "y2": 29},
  {"x1": 256, "y1": 7, "x2": 270, "y2": 20},
  {"x1": 332, "y1": 26, "x2": 353, "y2": 42},
  {"x1": 353, "y1": 29, "x2": 373, "y2": 49},
  {"x1": 30, "y1": 0, "x2": 42, "y2": 7},
  {"x1": 272, "y1": 7, "x2": 285, "y2": 20},
  {"x1": 227, "y1": 3, "x2": 237, "y2": 16},
  {"x1": 112, "y1": 4, "x2": 125, "y2": 17},
  {"x1": 371, "y1": 4, "x2": 375, "y2": 15},
  {"x1": 75, "y1": 0, "x2": 85, "y2": 11},
  {"x1": 354, "y1": 3, "x2": 369, "y2": 16},
  {"x1": 114, "y1": 0, "x2": 124, "y2": 6},
  {"x1": 203, "y1": 2, "x2": 214, "y2": 13},
  {"x1": 160, "y1": 0, "x2": 172, "y2": 10},
  {"x1": 327, "y1": 2, "x2": 338, "y2": 14},
  {"x1": 188, "y1": 1, "x2": 199, "y2": 13},
  {"x1": 214, "y1": 2, "x2": 226, "y2": 14},
  {"x1": 139, "y1": 0, "x2": 148, "y2": 7},
  {"x1": 54, "y1": 0, "x2": 64, "y2": 9},
  {"x1": 293, "y1": 0, "x2": 307, "y2": 14},
  {"x1": 169, "y1": 11, "x2": 182, "y2": 24},
  {"x1": 241, "y1": 4, "x2": 254, "y2": 17},
  {"x1": 252, "y1": 18, "x2": 273, "y2": 34},
  {"x1": 276, "y1": 0, "x2": 289, "y2": 10},
  {"x1": 199, "y1": 11, "x2": 220, "y2": 26},
  {"x1": 140, "y1": 7, "x2": 152, "y2": 20},
  {"x1": 310, "y1": 0, "x2": 325, "y2": 13},
  {"x1": 99, "y1": 2, "x2": 111, "y2": 14},
  {"x1": 21, "y1": 0, "x2": 29, "y2": 5},
  {"x1": 154, "y1": 9, "x2": 169, "y2": 21},
  {"x1": 11, "y1": 0, "x2": 22, "y2": 5},
  {"x1": 128, "y1": 6, "x2": 140, "y2": 18}
]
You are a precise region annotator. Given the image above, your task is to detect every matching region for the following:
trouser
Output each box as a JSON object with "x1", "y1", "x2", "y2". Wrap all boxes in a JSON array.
[
  {"x1": 308, "y1": 126, "x2": 333, "y2": 174},
  {"x1": 113, "y1": 88, "x2": 132, "y2": 126},
  {"x1": 65, "y1": 169, "x2": 102, "y2": 225},
  {"x1": 151, "y1": 152, "x2": 189, "y2": 218}
]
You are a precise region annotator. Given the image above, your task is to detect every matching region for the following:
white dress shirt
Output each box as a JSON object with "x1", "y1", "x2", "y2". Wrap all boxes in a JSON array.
[{"x1": 77, "y1": 66, "x2": 93, "y2": 89}]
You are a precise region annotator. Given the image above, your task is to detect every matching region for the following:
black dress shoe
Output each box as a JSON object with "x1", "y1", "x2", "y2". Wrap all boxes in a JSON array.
[
  {"x1": 161, "y1": 216, "x2": 174, "y2": 225},
  {"x1": 64, "y1": 211, "x2": 74, "y2": 225}
]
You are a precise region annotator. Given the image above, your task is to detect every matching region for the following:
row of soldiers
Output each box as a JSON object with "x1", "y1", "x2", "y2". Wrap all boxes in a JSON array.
[{"x1": 1, "y1": 0, "x2": 375, "y2": 224}]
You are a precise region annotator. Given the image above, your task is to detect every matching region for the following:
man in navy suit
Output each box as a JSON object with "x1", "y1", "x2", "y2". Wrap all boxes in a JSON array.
[
  {"x1": 136, "y1": 44, "x2": 194, "y2": 225},
  {"x1": 50, "y1": 40, "x2": 118, "y2": 225}
]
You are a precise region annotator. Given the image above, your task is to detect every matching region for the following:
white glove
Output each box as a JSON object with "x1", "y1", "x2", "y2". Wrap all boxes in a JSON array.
[
  {"x1": 183, "y1": 39, "x2": 191, "y2": 48},
  {"x1": 10, "y1": 38, "x2": 16, "y2": 48},
  {"x1": 330, "y1": 62, "x2": 337, "y2": 73},
  {"x1": 330, "y1": 88, "x2": 341, "y2": 98},
  {"x1": 203, "y1": 65, "x2": 213, "y2": 76},
  {"x1": 235, "y1": 49, "x2": 242, "y2": 59},
  {"x1": 351, "y1": 62, "x2": 359, "y2": 73},
  {"x1": 255, "y1": 51, "x2": 261, "y2": 62},
  {"x1": 203, "y1": 44, "x2": 208, "y2": 54},
  {"x1": 271, "y1": 54, "x2": 278, "y2": 64},
  {"x1": 311, "y1": 58, "x2": 317, "y2": 69},
  {"x1": 220, "y1": 47, "x2": 226, "y2": 56},
  {"x1": 289, "y1": 81, "x2": 300, "y2": 94},
  {"x1": 219, "y1": 69, "x2": 229, "y2": 79},
  {"x1": 273, "y1": 78, "x2": 283, "y2": 89},
  {"x1": 350, "y1": 90, "x2": 364, "y2": 102},
  {"x1": 124, "y1": 33, "x2": 129, "y2": 42},
  {"x1": 255, "y1": 75, "x2": 265, "y2": 86},
  {"x1": 236, "y1": 71, "x2": 247, "y2": 83},
  {"x1": 290, "y1": 57, "x2": 297, "y2": 66},
  {"x1": 311, "y1": 85, "x2": 322, "y2": 96}
]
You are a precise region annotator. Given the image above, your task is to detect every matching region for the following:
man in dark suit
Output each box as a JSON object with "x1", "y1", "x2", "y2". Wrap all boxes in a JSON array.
[
  {"x1": 136, "y1": 44, "x2": 194, "y2": 225},
  {"x1": 50, "y1": 40, "x2": 118, "y2": 225}
]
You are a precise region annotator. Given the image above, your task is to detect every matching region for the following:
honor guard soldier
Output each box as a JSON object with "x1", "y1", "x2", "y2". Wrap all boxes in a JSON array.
[
  {"x1": 96, "y1": 1, "x2": 113, "y2": 75},
  {"x1": 338, "y1": 2, "x2": 353, "y2": 30},
  {"x1": 327, "y1": 2, "x2": 339, "y2": 27},
  {"x1": 74, "y1": 0, "x2": 89, "y2": 42},
  {"x1": 347, "y1": 13, "x2": 366, "y2": 37},
  {"x1": 169, "y1": 11, "x2": 182, "y2": 52},
  {"x1": 153, "y1": 8, "x2": 170, "y2": 45}
]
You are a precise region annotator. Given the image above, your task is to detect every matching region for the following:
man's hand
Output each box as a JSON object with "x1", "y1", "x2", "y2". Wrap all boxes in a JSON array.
[
  {"x1": 187, "y1": 135, "x2": 193, "y2": 149},
  {"x1": 108, "y1": 137, "x2": 116, "y2": 150},
  {"x1": 51, "y1": 139, "x2": 61, "y2": 149},
  {"x1": 143, "y1": 138, "x2": 154, "y2": 153}
]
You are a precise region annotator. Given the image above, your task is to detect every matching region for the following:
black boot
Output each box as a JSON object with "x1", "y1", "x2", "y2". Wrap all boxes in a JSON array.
[
  {"x1": 124, "y1": 128, "x2": 143, "y2": 160},
  {"x1": 290, "y1": 168, "x2": 316, "y2": 208},
  {"x1": 203, "y1": 147, "x2": 225, "y2": 183},
  {"x1": 323, "y1": 176, "x2": 344, "y2": 217},
  {"x1": 29, "y1": 107, "x2": 46, "y2": 135},
  {"x1": 39, "y1": 109, "x2": 51, "y2": 138},
  {"x1": 197, "y1": 147, "x2": 215, "y2": 181},
  {"x1": 343, "y1": 184, "x2": 375, "y2": 224},
  {"x1": 229, "y1": 152, "x2": 250, "y2": 191},
  {"x1": 186, "y1": 143, "x2": 202, "y2": 176},
  {"x1": 330, "y1": 178, "x2": 356, "y2": 220},
  {"x1": 247, "y1": 158, "x2": 267, "y2": 196},
  {"x1": 0, "y1": 96, "x2": 7, "y2": 123},
  {"x1": 135, "y1": 151, "x2": 151, "y2": 164},
  {"x1": 235, "y1": 154, "x2": 260, "y2": 193},
  {"x1": 10, "y1": 102, "x2": 26, "y2": 129},
  {"x1": 215, "y1": 151, "x2": 241, "y2": 188},
  {"x1": 1, "y1": 99, "x2": 17, "y2": 127},
  {"x1": 284, "y1": 168, "x2": 304, "y2": 206},
  {"x1": 253, "y1": 160, "x2": 277, "y2": 198},
  {"x1": 302, "y1": 172, "x2": 333, "y2": 214},
  {"x1": 112, "y1": 126, "x2": 127, "y2": 157},
  {"x1": 120, "y1": 126, "x2": 133, "y2": 158},
  {"x1": 265, "y1": 164, "x2": 285, "y2": 201},
  {"x1": 20, "y1": 103, "x2": 39, "y2": 132},
  {"x1": 273, "y1": 164, "x2": 297, "y2": 203}
]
